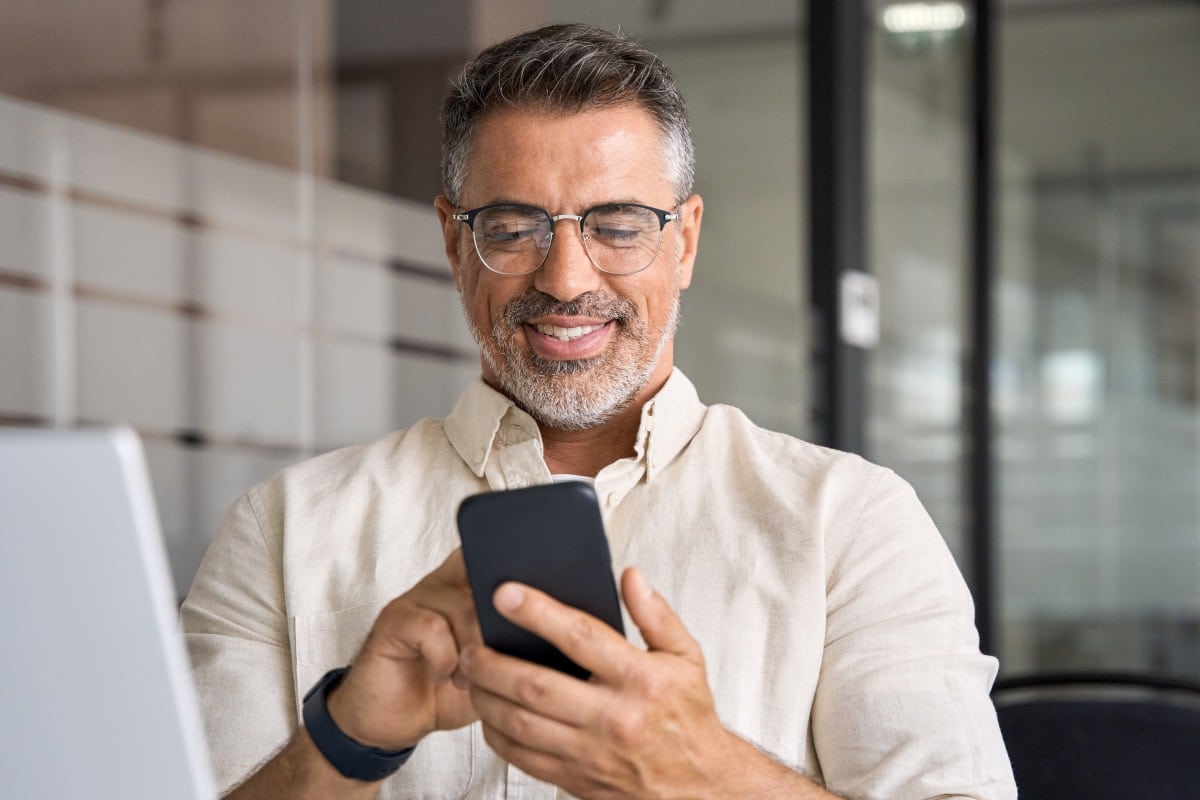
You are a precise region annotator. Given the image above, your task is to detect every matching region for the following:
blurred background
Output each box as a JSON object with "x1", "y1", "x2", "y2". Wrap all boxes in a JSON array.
[{"x1": 0, "y1": 0, "x2": 1196, "y2": 683}]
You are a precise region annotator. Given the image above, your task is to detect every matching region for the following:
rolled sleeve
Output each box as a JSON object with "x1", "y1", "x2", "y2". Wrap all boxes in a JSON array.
[{"x1": 813, "y1": 469, "x2": 1016, "y2": 800}]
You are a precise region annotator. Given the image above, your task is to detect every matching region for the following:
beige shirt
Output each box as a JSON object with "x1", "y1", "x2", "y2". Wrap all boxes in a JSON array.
[{"x1": 182, "y1": 369, "x2": 1015, "y2": 800}]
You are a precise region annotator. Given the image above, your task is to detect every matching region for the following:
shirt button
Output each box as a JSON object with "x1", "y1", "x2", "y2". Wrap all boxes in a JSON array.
[{"x1": 606, "y1": 492, "x2": 618, "y2": 507}]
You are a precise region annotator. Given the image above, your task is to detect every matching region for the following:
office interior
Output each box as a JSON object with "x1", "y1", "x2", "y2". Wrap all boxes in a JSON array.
[{"x1": 0, "y1": 0, "x2": 1197, "y2": 689}]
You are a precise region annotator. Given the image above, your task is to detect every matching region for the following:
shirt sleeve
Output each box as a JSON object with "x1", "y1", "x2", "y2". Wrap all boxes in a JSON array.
[
  {"x1": 811, "y1": 467, "x2": 1017, "y2": 800},
  {"x1": 180, "y1": 488, "x2": 297, "y2": 796}
]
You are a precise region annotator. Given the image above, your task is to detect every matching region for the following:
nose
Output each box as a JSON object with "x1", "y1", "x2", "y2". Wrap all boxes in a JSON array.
[{"x1": 533, "y1": 216, "x2": 604, "y2": 302}]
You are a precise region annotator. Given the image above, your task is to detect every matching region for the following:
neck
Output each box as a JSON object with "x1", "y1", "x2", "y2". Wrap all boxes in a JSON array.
[
  {"x1": 538, "y1": 361, "x2": 673, "y2": 477},
  {"x1": 483, "y1": 355, "x2": 676, "y2": 478},
  {"x1": 539, "y1": 402, "x2": 645, "y2": 478}
]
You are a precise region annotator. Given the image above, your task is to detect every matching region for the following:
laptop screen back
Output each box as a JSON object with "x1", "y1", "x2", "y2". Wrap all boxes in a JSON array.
[{"x1": 0, "y1": 426, "x2": 216, "y2": 799}]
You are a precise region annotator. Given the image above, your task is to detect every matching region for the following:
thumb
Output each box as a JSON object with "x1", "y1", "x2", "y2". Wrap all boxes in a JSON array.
[{"x1": 622, "y1": 566, "x2": 703, "y2": 664}]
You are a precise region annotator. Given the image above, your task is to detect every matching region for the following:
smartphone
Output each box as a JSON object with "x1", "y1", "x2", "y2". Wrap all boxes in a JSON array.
[{"x1": 456, "y1": 481, "x2": 625, "y2": 680}]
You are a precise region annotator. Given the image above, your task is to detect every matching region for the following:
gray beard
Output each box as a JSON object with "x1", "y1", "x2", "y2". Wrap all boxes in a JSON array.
[{"x1": 468, "y1": 288, "x2": 680, "y2": 432}]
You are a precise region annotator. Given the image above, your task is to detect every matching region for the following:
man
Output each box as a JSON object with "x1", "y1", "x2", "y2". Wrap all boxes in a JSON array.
[{"x1": 182, "y1": 23, "x2": 1015, "y2": 800}]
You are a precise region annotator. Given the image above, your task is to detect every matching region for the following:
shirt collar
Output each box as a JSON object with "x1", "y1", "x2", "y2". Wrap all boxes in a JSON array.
[
  {"x1": 444, "y1": 380, "x2": 536, "y2": 479},
  {"x1": 443, "y1": 368, "x2": 707, "y2": 484},
  {"x1": 631, "y1": 368, "x2": 706, "y2": 482}
]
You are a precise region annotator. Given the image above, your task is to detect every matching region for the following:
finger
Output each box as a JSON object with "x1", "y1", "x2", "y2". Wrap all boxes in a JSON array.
[
  {"x1": 413, "y1": 549, "x2": 481, "y2": 652},
  {"x1": 469, "y1": 681, "x2": 587, "y2": 757},
  {"x1": 430, "y1": 548, "x2": 477, "y2": 640},
  {"x1": 492, "y1": 582, "x2": 631, "y2": 680},
  {"x1": 478, "y1": 722, "x2": 578, "y2": 791},
  {"x1": 621, "y1": 567, "x2": 703, "y2": 663},
  {"x1": 415, "y1": 591, "x2": 481, "y2": 655},
  {"x1": 459, "y1": 643, "x2": 610, "y2": 727},
  {"x1": 365, "y1": 549, "x2": 477, "y2": 691},
  {"x1": 373, "y1": 602, "x2": 461, "y2": 681}
]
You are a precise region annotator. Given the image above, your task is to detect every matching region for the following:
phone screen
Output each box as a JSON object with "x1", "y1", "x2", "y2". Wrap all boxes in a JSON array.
[{"x1": 456, "y1": 481, "x2": 625, "y2": 679}]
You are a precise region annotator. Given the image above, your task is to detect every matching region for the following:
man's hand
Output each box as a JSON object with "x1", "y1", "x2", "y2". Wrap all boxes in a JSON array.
[
  {"x1": 225, "y1": 550, "x2": 484, "y2": 800},
  {"x1": 325, "y1": 549, "x2": 481, "y2": 751},
  {"x1": 460, "y1": 566, "x2": 746, "y2": 800}
]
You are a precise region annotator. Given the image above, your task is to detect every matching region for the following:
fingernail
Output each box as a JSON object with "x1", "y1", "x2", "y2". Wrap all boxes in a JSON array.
[{"x1": 494, "y1": 583, "x2": 525, "y2": 612}]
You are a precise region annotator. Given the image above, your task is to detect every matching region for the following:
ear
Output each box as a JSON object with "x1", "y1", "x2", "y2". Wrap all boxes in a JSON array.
[
  {"x1": 434, "y1": 195, "x2": 464, "y2": 288},
  {"x1": 673, "y1": 194, "x2": 703, "y2": 290}
]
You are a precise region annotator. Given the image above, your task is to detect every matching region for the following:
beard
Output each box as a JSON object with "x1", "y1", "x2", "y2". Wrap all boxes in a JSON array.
[{"x1": 465, "y1": 286, "x2": 680, "y2": 431}]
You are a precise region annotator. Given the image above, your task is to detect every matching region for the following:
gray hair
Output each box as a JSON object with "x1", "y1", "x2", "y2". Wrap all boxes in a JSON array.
[{"x1": 441, "y1": 23, "x2": 695, "y2": 206}]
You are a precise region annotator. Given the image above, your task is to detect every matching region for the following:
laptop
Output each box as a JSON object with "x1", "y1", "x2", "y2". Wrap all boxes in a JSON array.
[{"x1": 0, "y1": 426, "x2": 216, "y2": 799}]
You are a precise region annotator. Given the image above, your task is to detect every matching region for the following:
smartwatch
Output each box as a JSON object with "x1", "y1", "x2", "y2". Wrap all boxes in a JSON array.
[{"x1": 301, "y1": 667, "x2": 415, "y2": 781}]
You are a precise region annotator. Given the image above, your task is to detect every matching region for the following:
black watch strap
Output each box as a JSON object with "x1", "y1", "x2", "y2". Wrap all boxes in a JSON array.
[{"x1": 302, "y1": 667, "x2": 415, "y2": 781}]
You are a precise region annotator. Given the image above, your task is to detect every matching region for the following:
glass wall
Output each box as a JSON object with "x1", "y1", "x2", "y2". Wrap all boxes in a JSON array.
[
  {"x1": 995, "y1": 0, "x2": 1200, "y2": 677},
  {"x1": 867, "y1": 0, "x2": 974, "y2": 564}
]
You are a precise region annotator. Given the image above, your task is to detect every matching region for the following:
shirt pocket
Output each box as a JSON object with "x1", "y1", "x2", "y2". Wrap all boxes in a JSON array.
[{"x1": 292, "y1": 601, "x2": 476, "y2": 800}]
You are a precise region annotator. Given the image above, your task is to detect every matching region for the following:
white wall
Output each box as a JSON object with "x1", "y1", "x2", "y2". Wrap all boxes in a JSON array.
[{"x1": 0, "y1": 93, "x2": 477, "y2": 594}]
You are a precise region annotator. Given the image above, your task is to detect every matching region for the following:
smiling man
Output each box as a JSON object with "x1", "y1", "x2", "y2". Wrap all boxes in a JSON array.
[
  {"x1": 435, "y1": 102, "x2": 700, "y2": 475},
  {"x1": 182, "y1": 23, "x2": 1015, "y2": 800}
]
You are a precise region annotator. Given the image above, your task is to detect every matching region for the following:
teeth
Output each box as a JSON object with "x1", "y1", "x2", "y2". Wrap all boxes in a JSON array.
[{"x1": 535, "y1": 322, "x2": 604, "y2": 342}]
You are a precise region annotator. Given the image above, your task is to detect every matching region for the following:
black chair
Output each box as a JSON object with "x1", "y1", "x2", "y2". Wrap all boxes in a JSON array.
[{"x1": 992, "y1": 672, "x2": 1200, "y2": 800}]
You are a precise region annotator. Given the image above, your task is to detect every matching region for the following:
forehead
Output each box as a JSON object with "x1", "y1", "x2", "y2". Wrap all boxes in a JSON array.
[{"x1": 460, "y1": 104, "x2": 676, "y2": 207}]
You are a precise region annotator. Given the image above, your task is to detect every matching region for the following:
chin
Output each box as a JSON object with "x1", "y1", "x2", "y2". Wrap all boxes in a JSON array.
[{"x1": 483, "y1": 348, "x2": 648, "y2": 432}]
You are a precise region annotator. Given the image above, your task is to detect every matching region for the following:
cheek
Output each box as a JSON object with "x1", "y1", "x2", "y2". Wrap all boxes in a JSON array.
[
  {"x1": 633, "y1": 276, "x2": 680, "y2": 324},
  {"x1": 463, "y1": 275, "x2": 528, "y2": 333},
  {"x1": 455, "y1": 244, "x2": 490, "y2": 317},
  {"x1": 464, "y1": 289, "x2": 496, "y2": 335}
]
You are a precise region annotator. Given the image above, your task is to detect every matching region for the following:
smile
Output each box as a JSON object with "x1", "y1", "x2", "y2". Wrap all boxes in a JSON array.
[{"x1": 534, "y1": 322, "x2": 607, "y2": 342}]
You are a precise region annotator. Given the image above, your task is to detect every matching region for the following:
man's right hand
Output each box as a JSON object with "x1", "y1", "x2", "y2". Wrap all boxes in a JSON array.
[
  {"x1": 324, "y1": 548, "x2": 481, "y2": 750},
  {"x1": 222, "y1": 550, "x2": 480, "y2": 799}
]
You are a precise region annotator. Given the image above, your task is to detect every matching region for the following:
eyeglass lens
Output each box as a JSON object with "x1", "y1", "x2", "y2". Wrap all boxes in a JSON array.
[{"x1": 472, "y1": 204, "x2": 665, "y2": 275}]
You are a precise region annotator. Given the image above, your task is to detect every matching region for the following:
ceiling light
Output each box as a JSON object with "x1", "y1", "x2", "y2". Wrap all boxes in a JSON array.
[{"x1": 882, "y1": 2, "x2": 967, "y2": 34}]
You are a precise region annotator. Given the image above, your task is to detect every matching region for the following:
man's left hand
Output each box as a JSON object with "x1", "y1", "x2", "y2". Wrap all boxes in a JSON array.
[{"x1": 459, "y1": 566, "x2": 739, "y2": 800}]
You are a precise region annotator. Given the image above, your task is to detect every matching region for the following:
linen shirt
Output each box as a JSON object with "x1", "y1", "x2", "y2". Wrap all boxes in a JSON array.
[{"x1": 181, "y1": 369, "x2": 1016, "y2": 799}]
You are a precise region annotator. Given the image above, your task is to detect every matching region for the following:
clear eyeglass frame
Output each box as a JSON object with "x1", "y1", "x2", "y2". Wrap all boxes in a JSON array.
[{"x1": 452, "y1": 202, "x2": 679, "y2": 276}]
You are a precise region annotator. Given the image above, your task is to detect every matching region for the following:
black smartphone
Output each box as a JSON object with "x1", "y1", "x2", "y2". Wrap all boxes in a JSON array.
[{"x1": 456, "y1": 481, "x2": 625, "y2": 680}]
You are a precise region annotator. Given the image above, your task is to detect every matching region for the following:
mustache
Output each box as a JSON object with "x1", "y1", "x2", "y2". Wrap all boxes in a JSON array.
[{"x1": 501, "y1": 288, "x2": 636, "y2": 327}]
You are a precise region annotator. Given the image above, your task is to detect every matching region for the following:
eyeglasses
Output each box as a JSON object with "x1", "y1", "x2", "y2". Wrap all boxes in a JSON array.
[{"x1": 452, "y1": 202, "x2": 679, "y2": 276}]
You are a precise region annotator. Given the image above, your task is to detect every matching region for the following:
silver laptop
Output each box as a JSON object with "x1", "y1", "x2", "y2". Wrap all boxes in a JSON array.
[{"x1": 0, "y1": 426, "x2": 216, "y2": 799}]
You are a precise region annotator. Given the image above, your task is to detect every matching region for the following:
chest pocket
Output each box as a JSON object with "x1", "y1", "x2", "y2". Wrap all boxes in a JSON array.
[{"x1": 292, "y1": 601, "x2": 476, "y2": 800}]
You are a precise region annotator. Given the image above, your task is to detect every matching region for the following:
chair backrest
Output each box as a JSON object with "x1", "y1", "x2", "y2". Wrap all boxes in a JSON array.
[{"x1": 993, "y1": 672, "x2": 1200, "y2": 800}]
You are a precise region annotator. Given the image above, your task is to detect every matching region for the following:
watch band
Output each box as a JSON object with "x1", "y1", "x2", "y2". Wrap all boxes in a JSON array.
[{"x1": 302, "y1": 667, "x2": 415, "y2": 781}]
